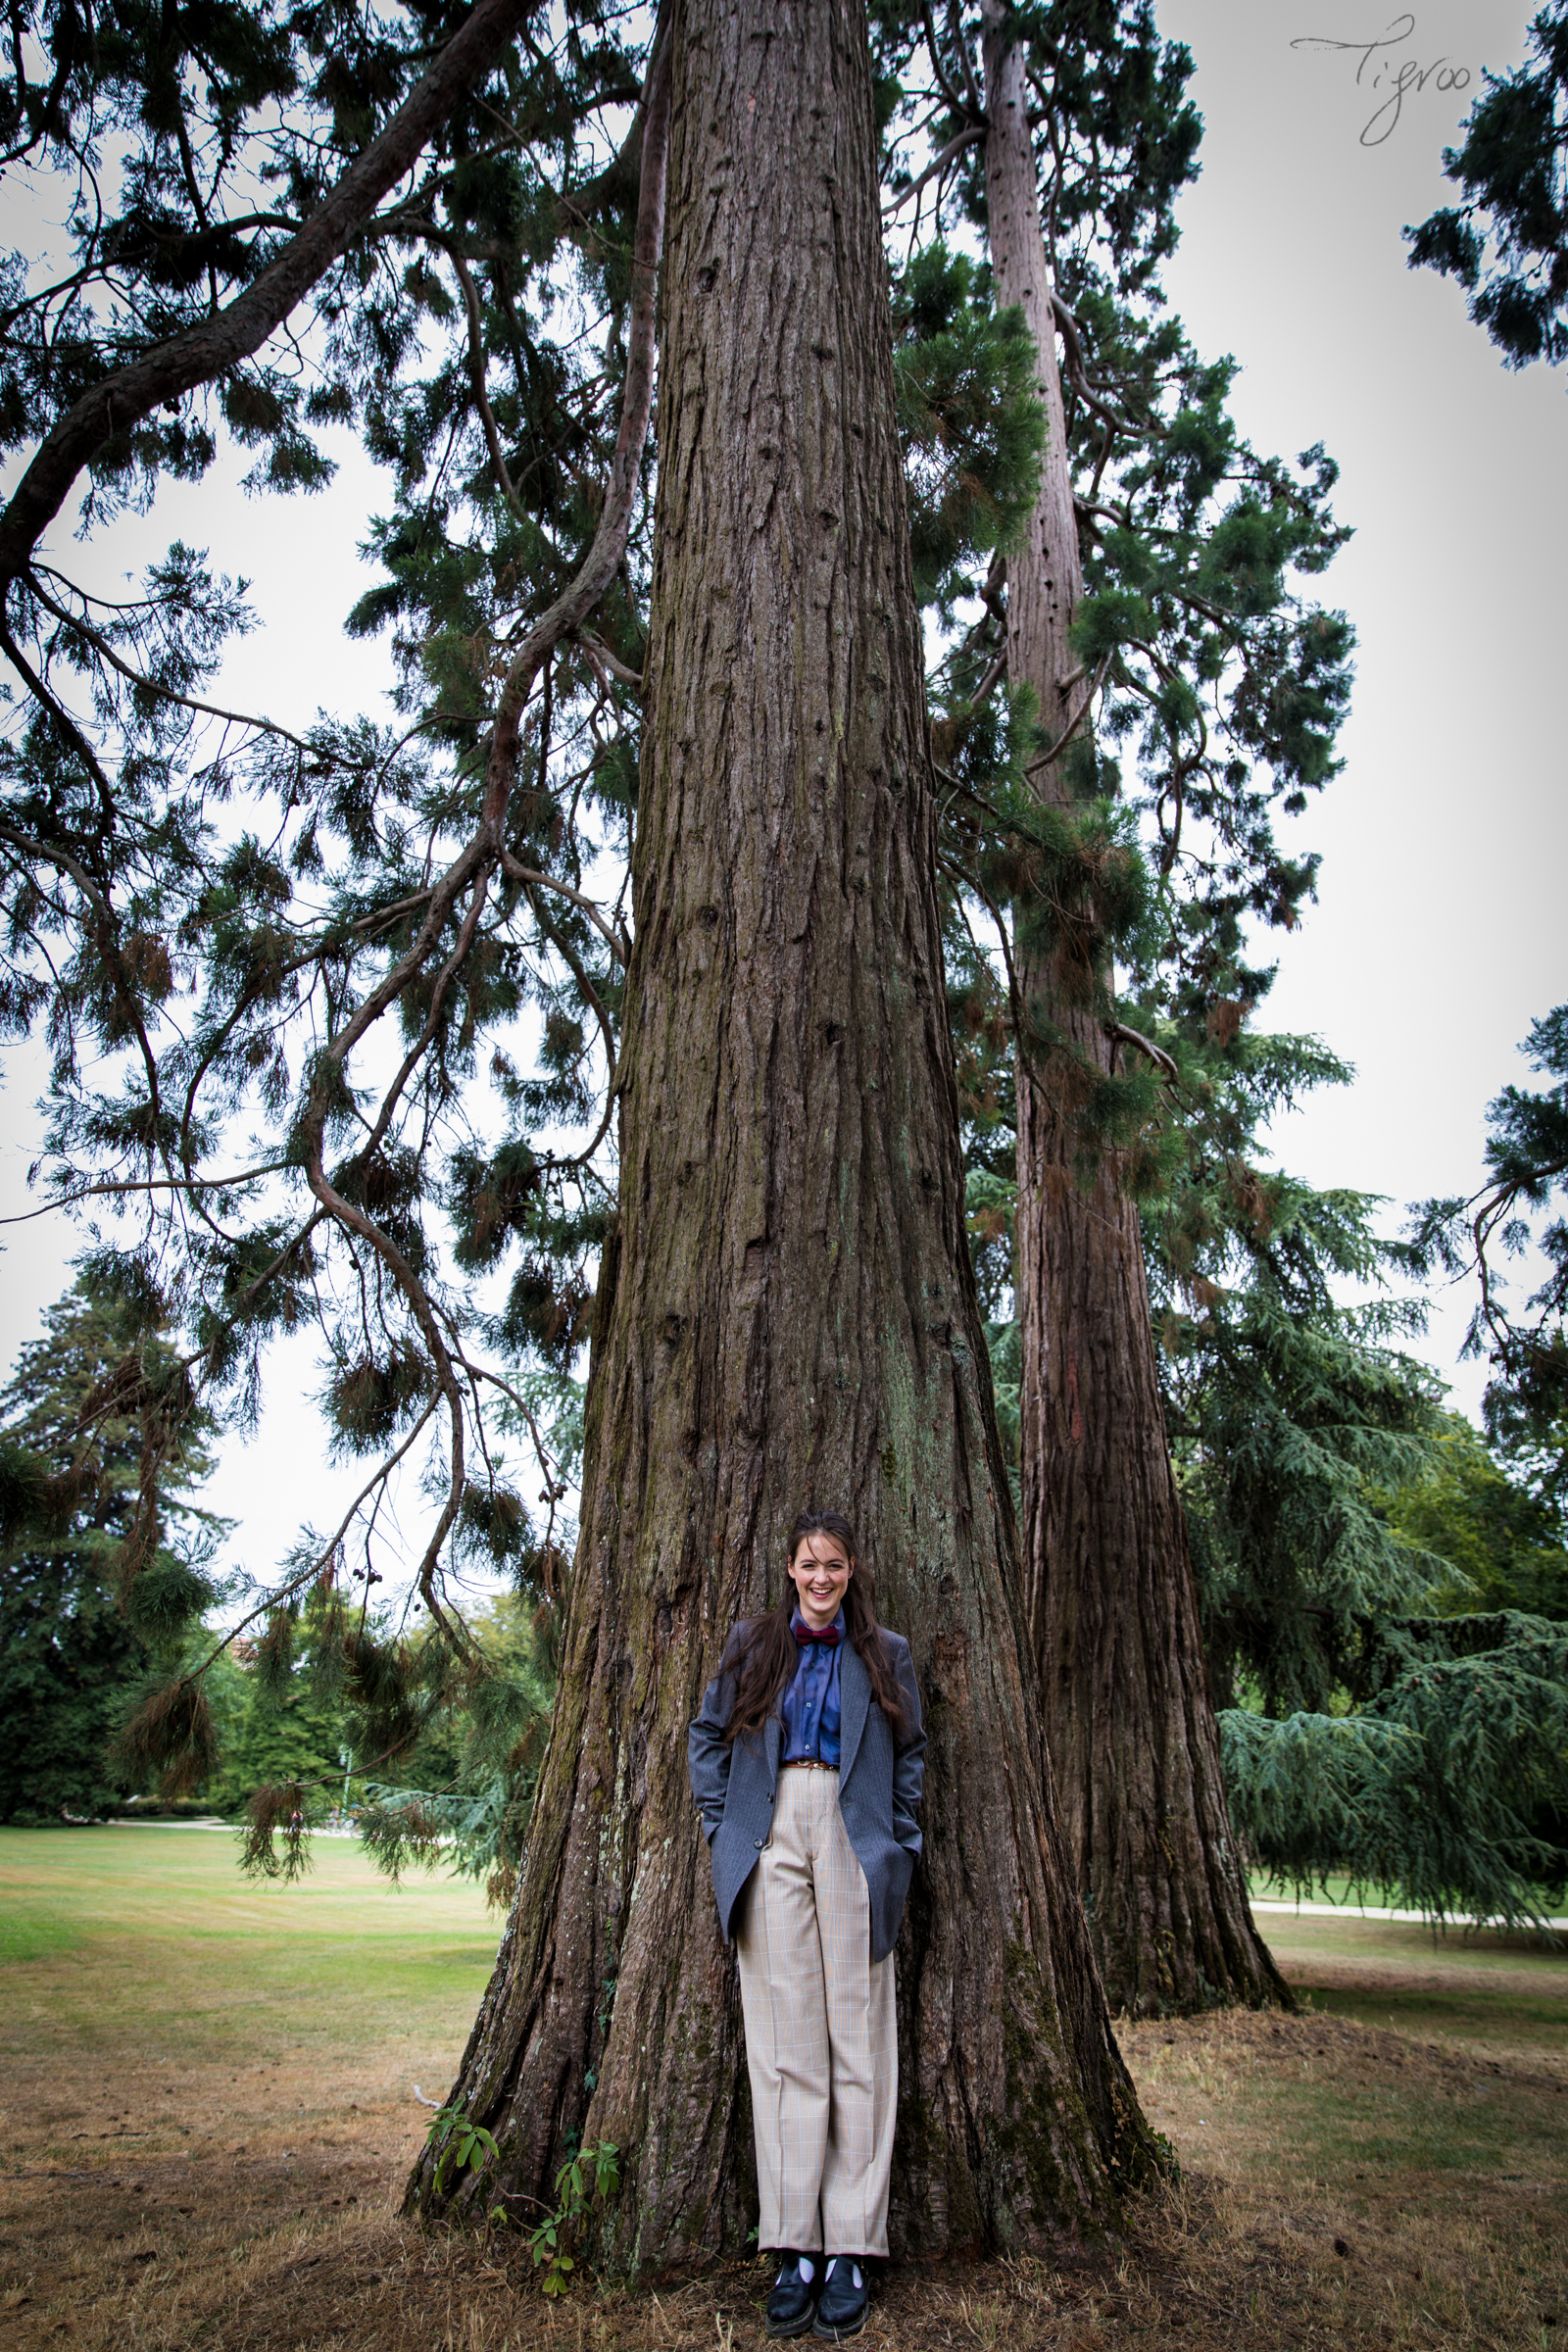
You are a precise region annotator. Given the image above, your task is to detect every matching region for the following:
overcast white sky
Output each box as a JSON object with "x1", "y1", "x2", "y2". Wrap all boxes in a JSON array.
[
  {"x1": 1153, "y1": 0, "x2": 1566, "y2": 1409},
  {"x1": 1, "y1": 0, "x2": 1563, "y2": 1595}
]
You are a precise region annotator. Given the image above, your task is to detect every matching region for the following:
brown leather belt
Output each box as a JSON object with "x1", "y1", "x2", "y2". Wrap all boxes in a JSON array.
[{"x1": 781, "y1": 1757, "x2": 839, "y2": 1771}]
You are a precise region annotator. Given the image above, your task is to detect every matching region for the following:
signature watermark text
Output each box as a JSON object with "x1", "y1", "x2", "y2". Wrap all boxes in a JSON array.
[{"x1": 1292, "y1": 13, "x2": 1472, "y2": 145}]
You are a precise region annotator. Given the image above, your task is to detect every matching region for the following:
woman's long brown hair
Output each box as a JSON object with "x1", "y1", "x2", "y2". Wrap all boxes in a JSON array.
[{"x1": 722, "y1": 1509, "x2": 909, "y2": 1746}]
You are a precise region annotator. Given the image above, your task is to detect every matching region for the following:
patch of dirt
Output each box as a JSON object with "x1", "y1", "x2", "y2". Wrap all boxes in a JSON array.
[{"x1": 0, "y1": 2009, "x2": 1564, "y2": 2350}]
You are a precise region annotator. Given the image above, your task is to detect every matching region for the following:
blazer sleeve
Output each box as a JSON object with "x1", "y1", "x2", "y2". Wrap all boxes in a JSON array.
[
  {"x1": 687, "y1": 1663, "x2": 736, "y2": 1844},
  {"x1": 890, "y1": 1637, "x2": 927, "y2": 1854}
]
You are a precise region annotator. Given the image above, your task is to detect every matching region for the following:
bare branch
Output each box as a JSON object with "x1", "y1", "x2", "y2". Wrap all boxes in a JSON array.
[
  {"x1": 571, "y1": 627, "x2": 644, "y2": 693},
  {"x1": 0, "y1": 1159, "x2": 293, "y2": 1224},
  {"x1": 884, "y1": 124, "x2": 986, "y2": 217},
  {"x1": 187, "y1": 1397, "x2": 442, "y2": 1680},
  {"x1": 1105, "y1": 1021, "x2": 1178, "y2": 1083},
  {"x1": 447, "y1": 242, "x2": 526, "y2": 519},
  {"x1": 475, "y1": 21, "x2": 671, "y2": 834},
  {"x1": 919, "y1": 0, "x2": 983, "y2": 126},
  {"x1": 501, "y1": 847, "x2": 628, "y2": 966},
  {"x1": 26, "y1": 570, "x2": 319, "y2": 751},
  {"x1": 1024, "y1": 653, "x2": 1111, "y2": 779}
]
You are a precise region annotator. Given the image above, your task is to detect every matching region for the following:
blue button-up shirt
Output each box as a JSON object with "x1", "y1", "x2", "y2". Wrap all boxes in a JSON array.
[{"x1": 780, "y1": 1607, "x2": 844, "y2": 1765}]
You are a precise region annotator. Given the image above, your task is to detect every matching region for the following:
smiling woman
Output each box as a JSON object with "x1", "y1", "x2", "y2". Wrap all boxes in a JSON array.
[{"x1": 688, "y1": 1511, "x2": 926, "y2": 2342}]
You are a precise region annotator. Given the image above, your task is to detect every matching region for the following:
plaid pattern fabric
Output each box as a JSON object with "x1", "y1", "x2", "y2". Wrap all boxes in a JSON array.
[{"x1": 735, "y1": 1766, "x2": 897, "y2": 2255}]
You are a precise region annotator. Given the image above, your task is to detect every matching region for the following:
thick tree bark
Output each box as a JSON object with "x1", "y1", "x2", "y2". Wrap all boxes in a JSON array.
[
  {"x1": 408, "y1": 0, "x2": 1158, "y2": 2267},
  {"x1": 981, "y1": 7, "x2": 1290, "y2": 2020}
]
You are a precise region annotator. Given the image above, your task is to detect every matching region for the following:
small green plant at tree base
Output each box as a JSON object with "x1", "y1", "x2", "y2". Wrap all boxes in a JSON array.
[
  {"x1": 424, "y1": 2099, "x2": 500, "y2": 2198},
  {"x1": 525, "y1": 2141, "x2": 621, "y2": 2297},
  {"x1": 421, "y1": 2105, "x2": 619, "y2": 2296}
]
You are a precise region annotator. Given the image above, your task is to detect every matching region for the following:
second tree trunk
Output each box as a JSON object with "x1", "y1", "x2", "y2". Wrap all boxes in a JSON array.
[{"x1": 981, "y1": 6, "x2": 1290, "y2": 2019}]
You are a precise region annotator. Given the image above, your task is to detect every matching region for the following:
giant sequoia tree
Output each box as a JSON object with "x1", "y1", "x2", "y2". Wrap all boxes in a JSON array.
[
  {"x1": 408, "y1": 0, "x2": 1155, "y2": 2261},
  {"x1": 975, "y1": 0, "x2": 1285, "y2": 2016},
  {"x1": 871, "y1": 0, "x2": 1348, "y2": 2015},
  {"x1": 0, "y1": 0, "x2": 1157, "y2": 2265}
]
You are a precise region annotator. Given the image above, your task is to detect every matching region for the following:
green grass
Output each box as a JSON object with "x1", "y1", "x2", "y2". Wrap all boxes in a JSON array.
[
  {"x1": 1216, "y1": 2029, "x2": 1567, "y2": 2184},
  {"x1": 2, "y1": 1827, "x2": 1564, "y2": 2352},
  {"x1": 1299, "y1": 1977, "x2": 1568, "y2": 2052},
  {"x1": 0, "y1": 1825, "x2": 497, "y2": 2068},
  {"x1": 1258, "y1": 1900, "x2": 1568, "y2": 2060},
  {"x1": 1248, "y1": 1870, "x2": 1565, "y2": 1920}
]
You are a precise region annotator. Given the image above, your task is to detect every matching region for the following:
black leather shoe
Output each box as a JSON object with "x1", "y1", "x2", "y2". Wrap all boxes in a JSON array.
[
  {"x1": 765, "y1": 2254, "x2": 821, "y2": 2338},
  {"x1": 813, "y1": 2256, "x2": 868, "y2": 2341}
]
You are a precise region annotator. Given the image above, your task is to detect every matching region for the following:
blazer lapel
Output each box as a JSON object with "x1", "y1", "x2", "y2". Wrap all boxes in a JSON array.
[
  {"x1": 837, "y1": 1639, "x2": 870, "y2": 1786},
  {"x1": 764, "y1": 1710, "x2": 782, "y2": 1784}
]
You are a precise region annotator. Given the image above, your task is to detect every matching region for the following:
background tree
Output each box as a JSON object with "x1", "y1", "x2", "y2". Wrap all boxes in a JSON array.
[
  {"x1": 1219, "y1": 1609, "x2": 1568, "y2": 1928},
  {"x1": 1404, "y1": 2, "x2": 1568, "y2": 372},
  {"x1": 0, "y1": 0, "x2": 663, "y2": 1813},
  {"x1": 352, "y1": 1593, "x2": 560, "y2": 1911},
  {"x1": 1140, "y1": 1037, "x2": 1568, "y2": 1931},
  {"x1": 206, "y1": 1586, "x2": 560, "y2": 1903},
  {"x1": 1407, "y1": 1004, "x2": 1568, "y2": 1512},
  {"x1": 1379, "y1": 1413, "x2": 1568, "y2": 1623},
  {"x1": 0, "y1": 1270, "x2": 222, "y2": 1821},
  {"x1": 868, "y1": 0, "x2": 1350, "y2": 2014},
  {"x1": 406, "y1": 0, "x2": 1158, "y2": 2263}
]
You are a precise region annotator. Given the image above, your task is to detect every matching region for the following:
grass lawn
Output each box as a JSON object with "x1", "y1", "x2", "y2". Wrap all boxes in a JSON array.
[
  {"x1": 0, "y1": 1824, "x2": 499, "y2": 2072},
  {"x1": 1, "y1": 1826, "x2": 1564, "y2": 2352}
]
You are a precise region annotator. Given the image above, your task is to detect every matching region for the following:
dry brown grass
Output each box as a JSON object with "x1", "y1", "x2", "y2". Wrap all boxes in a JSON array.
[
  {"x1": 1, "y1": 1834, "x2": 1565, "y2": 2352},
  {"x1": 5, "y1": 2005, "x2": 1563, "y2": 2351}
]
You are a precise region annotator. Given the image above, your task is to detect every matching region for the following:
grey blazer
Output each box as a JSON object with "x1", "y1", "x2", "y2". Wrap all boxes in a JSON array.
[{"x1": 687, "y1": 1627, "x2": 926, "y2": 1964}]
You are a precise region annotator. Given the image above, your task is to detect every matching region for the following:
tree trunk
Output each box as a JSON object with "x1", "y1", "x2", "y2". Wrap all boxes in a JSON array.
[
  {"x1": 407, "y1": 0, "x2": 1158, "y2": 2267},
  {"x1": 980, "y1": 6, "x2": 1290, "y2": 2020}
]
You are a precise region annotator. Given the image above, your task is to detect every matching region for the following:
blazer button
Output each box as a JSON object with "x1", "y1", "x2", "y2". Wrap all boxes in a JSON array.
[{"x1": 754, "y1": 1837, "x2": 765, "y2": 1848}]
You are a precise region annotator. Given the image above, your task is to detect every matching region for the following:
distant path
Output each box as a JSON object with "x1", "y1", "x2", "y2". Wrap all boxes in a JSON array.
[{"x1": 1252, "y1": 1897, "x2": 1568, "y2": 1930}]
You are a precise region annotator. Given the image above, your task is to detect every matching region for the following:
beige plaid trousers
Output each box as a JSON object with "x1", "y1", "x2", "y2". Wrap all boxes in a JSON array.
[{"x1": 735, "y1": 1764, "x2": 898, "y2": 2255}]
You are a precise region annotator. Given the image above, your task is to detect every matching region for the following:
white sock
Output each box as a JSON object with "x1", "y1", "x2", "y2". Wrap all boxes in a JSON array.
[
  {"x1": 825, "y1": 2258, "x2": 863, "y2": 2290},
  {"x1": 780, "y1": 2255, "x2": 815, "y2": 2285}
]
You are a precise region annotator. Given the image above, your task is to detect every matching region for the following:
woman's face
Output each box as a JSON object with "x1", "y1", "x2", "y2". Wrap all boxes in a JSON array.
[{"x1": 787, "y1": 1533, "x2": 853, "y2": 1630}]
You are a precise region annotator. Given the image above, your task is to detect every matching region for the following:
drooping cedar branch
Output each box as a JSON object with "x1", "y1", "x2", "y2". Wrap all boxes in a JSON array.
[{"x1": 0, "y1": 0, "x2": 534, "y2": 584}]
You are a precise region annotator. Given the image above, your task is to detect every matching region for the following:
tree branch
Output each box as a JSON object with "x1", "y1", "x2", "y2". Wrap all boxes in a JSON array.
[
  {"x1": 1024, "y1": 653, "x2": 1110, "y2": 778},
  {"x1": 1105, "y1": 1021, "x2": 1178, "y2": 1082},
  {"x1": 476, "y1": 17, "x2": 671, "y2": 834},
  {"x1": 919, "y1": 0, "x2": 983, "y2": 126},
  {"x1": 884, "y1": 123, "x2": 986, "y2": 217},
  {"x1": 0, "y1": 0, "x2": 534, "y2": 581},
  {"x1": 0, "y1": 1159, "x2": 293, "y2": 1224},
  {"x1": 500, "y1": 847, "x2": 629, "y2": 966}
]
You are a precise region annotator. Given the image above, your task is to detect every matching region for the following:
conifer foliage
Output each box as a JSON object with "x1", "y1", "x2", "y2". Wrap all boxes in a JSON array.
[
  {"x1": 1146, "y1": 1042, "x2": 1568, "y2": 1930},
  {"x1": 0, "y1": 0, "x2": 666, "y2": 1784},
  {"x1": 1404, "y1": 2, "x2": 1568, "y2": 372},
  {"x1": 0, "y1": 1272, "x2": 222, "y2": 1819},
  {"x1": 1407, "y1": 1004, "x2": 1568, "y2": 1509}
]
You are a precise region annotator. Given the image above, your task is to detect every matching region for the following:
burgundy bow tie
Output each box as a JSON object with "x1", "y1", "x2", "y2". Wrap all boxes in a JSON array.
[{"x1": 794, "y1": 1623, "x2": 840, "y2": 1647}]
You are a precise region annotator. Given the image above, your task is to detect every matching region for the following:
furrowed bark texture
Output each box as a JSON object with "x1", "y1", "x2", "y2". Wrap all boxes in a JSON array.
[
  {"x1": 982, "y1": 9, "x2": 1290, "y2": 2021},
  {"x1": 408, "y1": 0, "x2": 1156, "y2": 2267}
]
